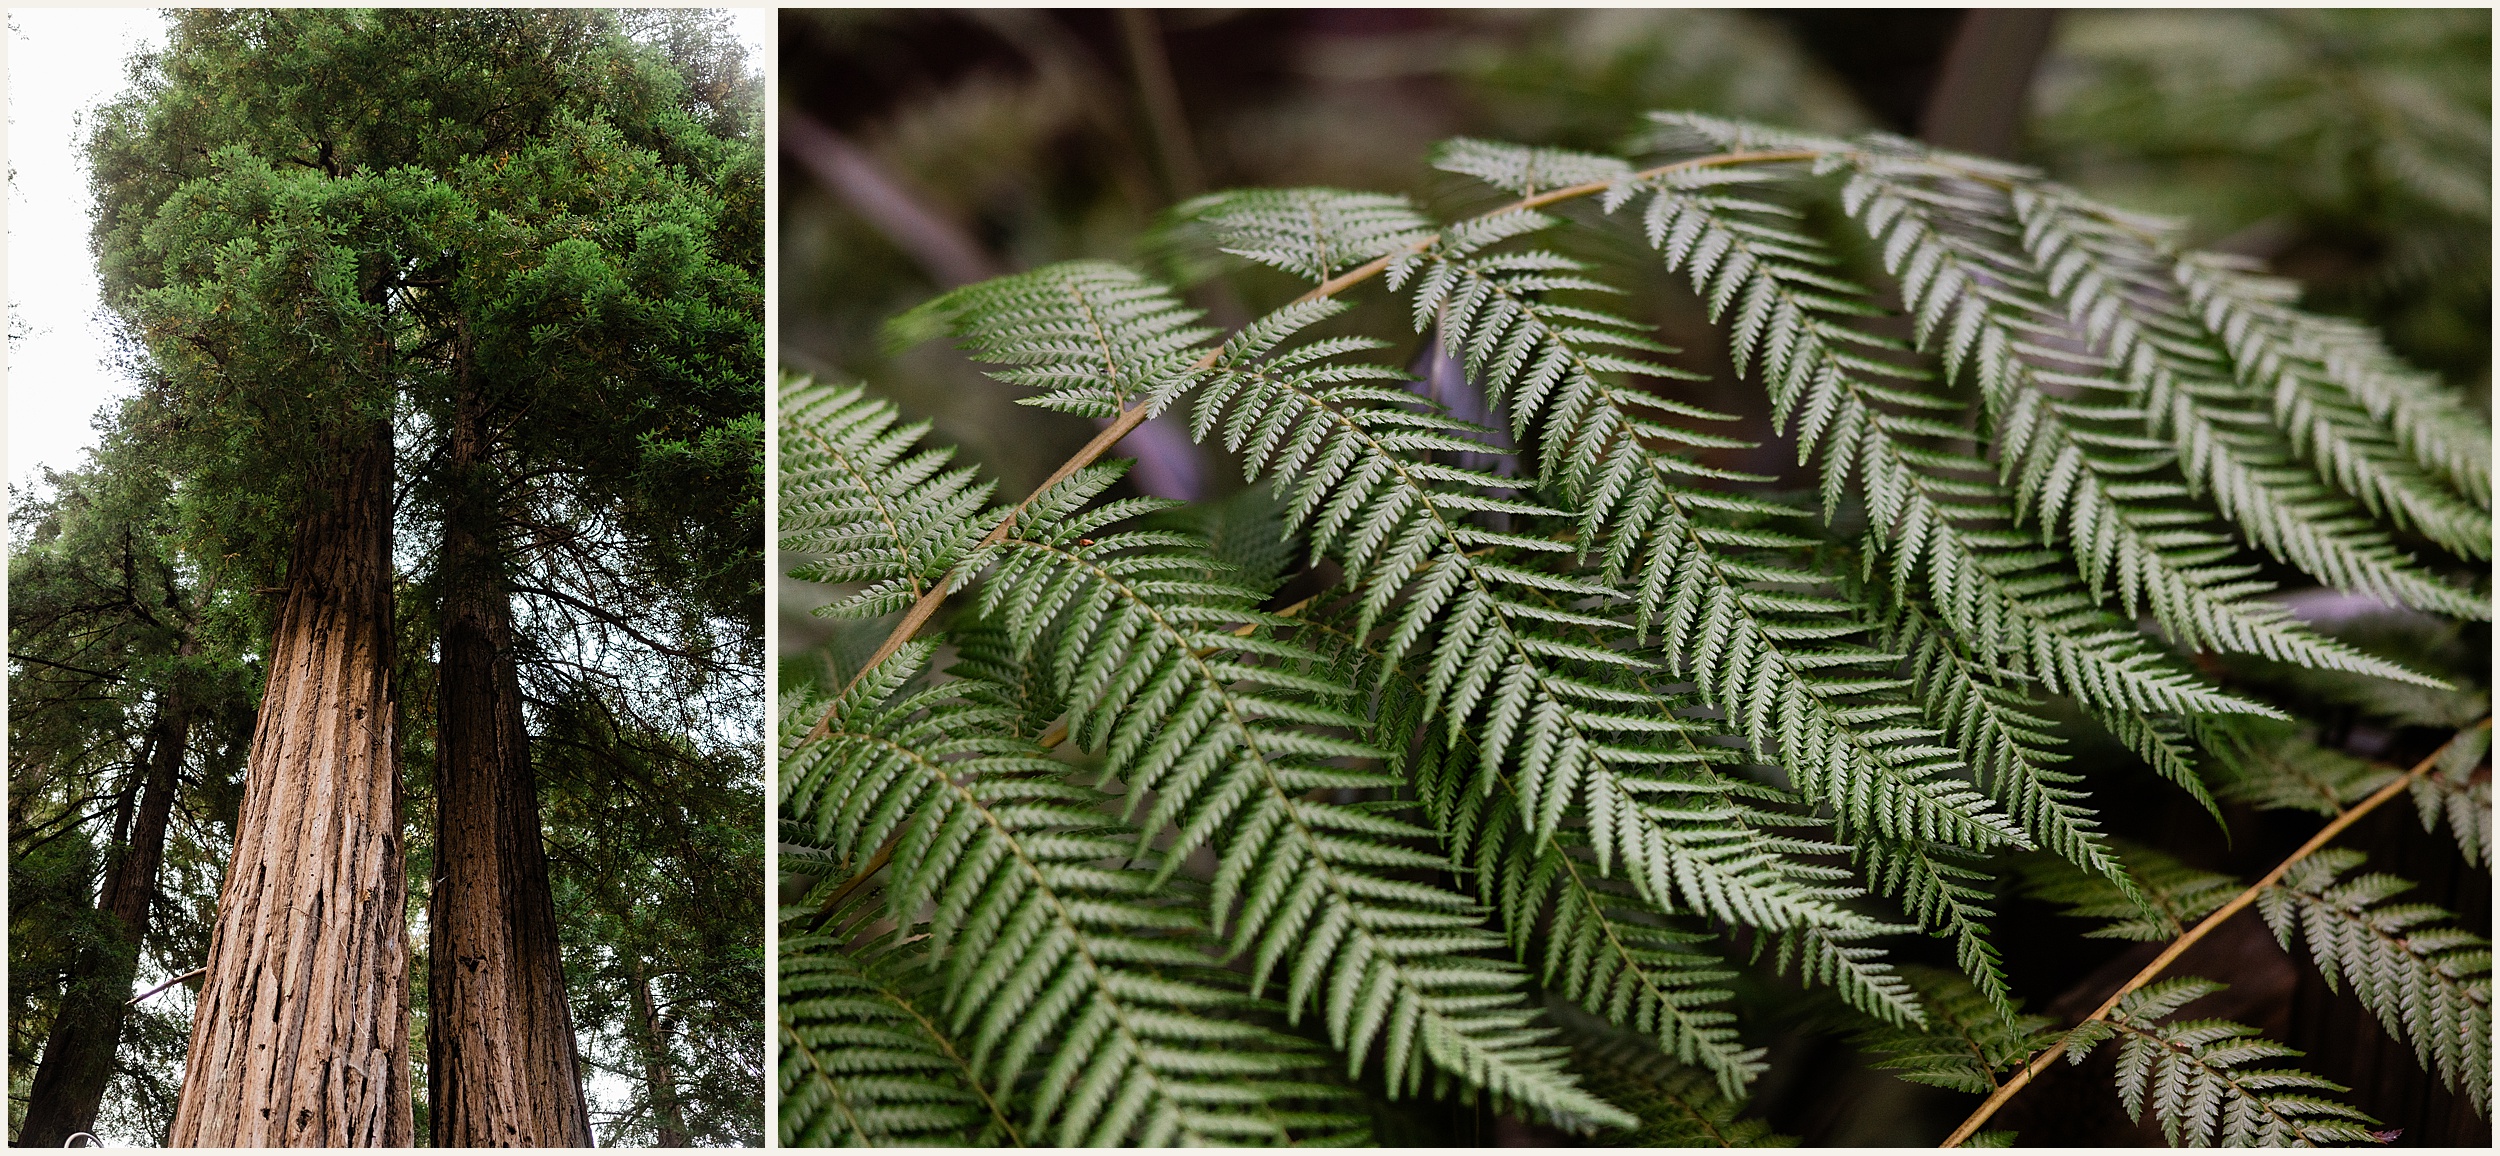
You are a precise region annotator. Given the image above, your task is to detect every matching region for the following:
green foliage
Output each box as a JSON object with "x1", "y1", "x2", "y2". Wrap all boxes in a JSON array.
[
  {"x1": 2066, "y1": 978, "x2": 2381, "y2": 1147},
  {"x1": 784, "y1": 100, "x2": 2490, "y2": 1144}
]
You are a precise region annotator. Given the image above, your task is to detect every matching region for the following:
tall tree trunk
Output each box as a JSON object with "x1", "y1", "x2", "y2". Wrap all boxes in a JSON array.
[
  {"x1": 169, "y1": 422, "x2": 413, "y2": 1146},
  {"x1": 428, "y1": 360, "x2": 594, "y2": 1147},
  {"x1": 18, "y1": 675, "x2": 191, "y2": 1146}
]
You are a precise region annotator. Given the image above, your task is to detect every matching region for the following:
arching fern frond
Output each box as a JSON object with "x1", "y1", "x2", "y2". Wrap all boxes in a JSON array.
[
  {"x1": 2012, "y1": 184, "x2": 2489, "y2": 600},
  {"x1": 1192, "y1": 302, "x2": 1884, "y2": 934},
  {"x1": 951, "y1": 464, "x2": 1635, "y2": 1131},
  {"x1": 2257, "y1": 849, "x2": 2493, "y2": 1110},
  {"x1": 2021, "y1": 842, "x2": 2236, "y2": 942},
  {"x1": 894, "y1": 260, "x2": 1218, "y2": 420},
  {"x1": 1827, "y1": 153, "x2": 2446, "y2": 686},
  {"x1": 2175, "y1": 253, "x2": 2491, "y2": 516},
  {"x1": 2064, "y1": 977, "x2": 2381, "y2": 1147}
]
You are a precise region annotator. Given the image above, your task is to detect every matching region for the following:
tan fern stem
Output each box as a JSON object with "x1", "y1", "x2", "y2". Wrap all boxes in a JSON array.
[
  {"x1": 808, "y1": 148, "x2": 1821, "y2": 725},
  {"x1": 1939, "y1": 717, "x2": 2492, "y2": 1148}
]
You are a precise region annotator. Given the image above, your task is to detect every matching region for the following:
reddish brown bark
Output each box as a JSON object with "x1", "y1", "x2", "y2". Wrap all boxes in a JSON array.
[
  {"x1": 18, "y1": 674, "x2": 192, "y2": 1146},
  {"x1": 427, "y1": 364, "x2": 594, "y2": 1147},
  {"x1": 169, "y1": 422, "x2": 413, "y2": 1146}
]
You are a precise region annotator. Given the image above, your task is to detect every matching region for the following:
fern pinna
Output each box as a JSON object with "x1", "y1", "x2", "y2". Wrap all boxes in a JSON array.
[{"x1": 779, "y1": 111, "x2": 2490, "y2": 1145}]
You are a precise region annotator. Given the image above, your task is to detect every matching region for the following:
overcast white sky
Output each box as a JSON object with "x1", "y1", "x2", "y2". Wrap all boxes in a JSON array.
[{"x1": 5, "y1": 7, "x2": 766, "y2": 495}]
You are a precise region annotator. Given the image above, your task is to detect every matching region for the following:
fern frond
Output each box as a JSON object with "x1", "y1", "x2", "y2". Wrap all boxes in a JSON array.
[
  {"x1": 1772, "y1": 923, "x2": 1927, "y2": 1028},
  {"x1": 1388, "y1": 212, "x2": 2034, "y2": 861},
  {"x1": 2204, "y1": 720, "x2": 2398, "y2": 817},
  {"x1": 778, "y1": 376, "x2": 995, "y2": 619},
  {"x1": 2011, "y1": 185, "x2": 2490, "y2": 603},
  {"x1": 2065, "y1": 977, "x2": 2381, "y2": 1146},
  {"x1": 780, "y1": 644, "x2": 1354, "y2": 1146},
  {"x1": 1189, "y1": 192, "x2": 2037, "y2": 1005},
  {"x1": 1195, "y1": 297, "x2": 1888, "y2": 938},
  {"x1": 2257, "y1": 849, "x2": 2493, "y2": 1109},
  {"x1": 1362, "y1": 618, "x2": 1822, "y2": 1083},
  {"x1": 953, "y1": 465, "x2": 1635, "y2": 1132},
  {"x1": 1851, "y1": 966, "x2": 2059, "y2": 1096},
  {"x1": 1606, "y1": 155, "x2": 2265, "y2": 733},
  {"x1": 896, "y1": 260, "x2": 1220, "y2": 419}
]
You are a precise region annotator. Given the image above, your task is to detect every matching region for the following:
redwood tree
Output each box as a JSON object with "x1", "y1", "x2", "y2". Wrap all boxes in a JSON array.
[{"x1": 86, "y1": 10, "x2": 759, "y2": 1144}]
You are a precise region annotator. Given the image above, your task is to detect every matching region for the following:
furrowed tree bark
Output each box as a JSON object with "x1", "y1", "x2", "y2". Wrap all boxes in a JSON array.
[
  {"x1": 428, "y1": 353, "x2": 594, "y2": 1147},
  {"x1": 628, "y1": 956, "x2": 691, "y2": 1148},
  {"x1": 169, "y1": 421, "x2": 413, "y2": 1147},
  {"x1": 19, "y1": 670, "x2": 192, "y2": 1146}
]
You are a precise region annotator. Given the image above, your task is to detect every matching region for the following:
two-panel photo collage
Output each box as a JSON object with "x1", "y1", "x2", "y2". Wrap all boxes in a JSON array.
[{"x1": 3, "y1": 6, "x2": 2492, "y2": 1149}]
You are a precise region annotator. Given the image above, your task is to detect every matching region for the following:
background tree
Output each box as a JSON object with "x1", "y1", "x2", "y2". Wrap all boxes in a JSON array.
[
  {"x1": 7, "y1": 406, "x2": 257, "y2": 1146},
  {"x1": 62, "y1": 8, "x2": 762, "y2": 1145}
]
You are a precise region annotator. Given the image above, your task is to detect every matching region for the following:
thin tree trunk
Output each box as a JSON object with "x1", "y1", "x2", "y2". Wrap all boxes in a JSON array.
[
  {"x1": 627, "y1": 957, "x2": 691, "y2": 1148},
  {"x1": 18, "y1": 674, "x2": 191, "y2": 1146},
  {"x1": 169, "y1": 421, "x2": 412, "y2": 1146},
  {"x1": 428, "y1": 353, "x2": 594, "y2": 1147}
]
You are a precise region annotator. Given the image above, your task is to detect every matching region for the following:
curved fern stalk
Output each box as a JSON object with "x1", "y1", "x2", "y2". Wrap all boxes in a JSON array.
[
  {"x1": 952, "y1": 465, "x2": 1635, "y2": 1132},
  {"x1": 1642, "y1": 115, "x2": 2444, "y2": 688},
  {"x1": 779, "y1": 900, "x2": 1022, "y2": 1146},
  {"x1": 2256, "y1": 849, "x2": 2493, "y2": 1110},
  {"x1": 2011, "y1": 185, "x2": 2491, "y2": 601},
  {"x1": 781, "y1": 643, "x2": 1356, "y2": 1146},
  {"x1": 2064, "y1": 978, "x2": 2382, "y2": 1147},
  {"x1": 1850, "y1": 966, "x2": 2061, "y2": 1097},
  {"x1": 2172, "y1": 253, "x2": 2491, "y2": 512},
  {"x1": 2028, "y1": 835, "x2": 2494, "y2": 1114}
]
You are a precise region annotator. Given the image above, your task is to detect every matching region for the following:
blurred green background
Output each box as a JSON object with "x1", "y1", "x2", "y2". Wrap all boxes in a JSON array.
[{"x1": 777, "y1": 10, "x2": 2489, "y2": 1145}]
